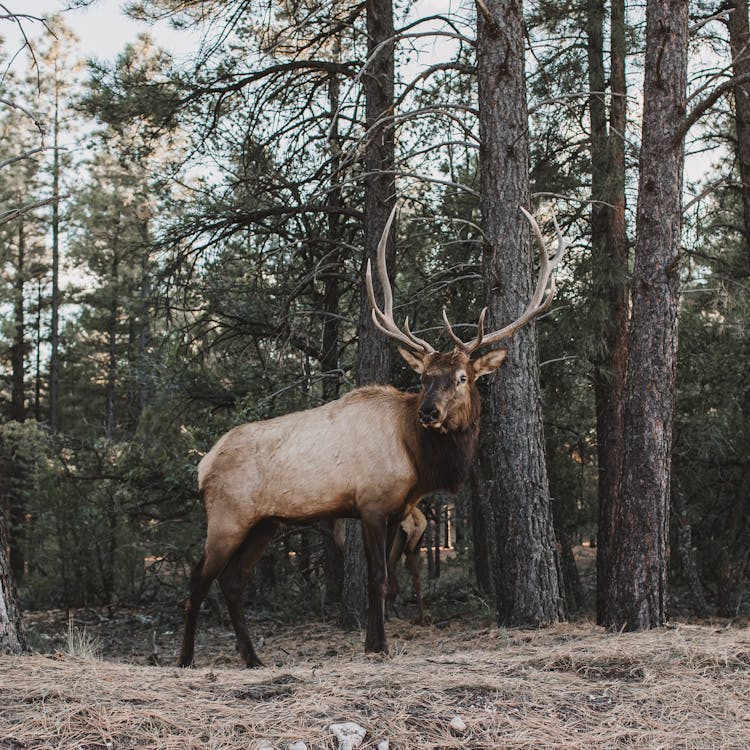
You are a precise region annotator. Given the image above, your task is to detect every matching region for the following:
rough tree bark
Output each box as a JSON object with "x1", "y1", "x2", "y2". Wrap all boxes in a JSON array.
[
  {"x1": 586, "y1": 0, "x2": 630, "y2": 625},
  {"x1": 728, "y1": 0, "x2": 750, "y2": 271},
  {"x1": 0, "y1": 516, "x2": 28, "y2": 655},
  {"x1": 340, "y1": 0, "x2": 396, "y2": 631},
  {"x1": 600, "y1": 0, "x2": 689, "y2": 631},
  {"x1": 477, "y1": 0, "x2": 565, "y2": 626},
  {"x1": 723, "y1": 1, "x2": 750, "y2": 610}
]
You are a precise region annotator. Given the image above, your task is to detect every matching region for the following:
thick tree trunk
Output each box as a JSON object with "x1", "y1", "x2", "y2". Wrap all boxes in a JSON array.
[
  {"x1": 600, "y1": 0, "x2": 688, "y2": 631},
  {"x1": 587, "y1": 0, "x2": 630, "y2": 625},
  {"x1": 340, "y1": 0, "x2": 396, "y2": 631},
  {"x1": 0, "y1": 515, "x2": 28, "y2": 655},
  {"x1": 728, "y1": 0, "x2": 750, "y2": 271},
  {"x1": 477, "y1": 0, "x2": 565, "y2": 627}
]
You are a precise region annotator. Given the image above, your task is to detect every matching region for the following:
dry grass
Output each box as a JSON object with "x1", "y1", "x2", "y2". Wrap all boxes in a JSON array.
[{"x1": 2, "y1": 618, "x2": 750, "y2": 749}]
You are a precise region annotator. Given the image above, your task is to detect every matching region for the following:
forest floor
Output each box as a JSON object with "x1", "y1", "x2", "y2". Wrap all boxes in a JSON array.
[{"x1": 2, "y1": 605, "x2": 750, "y2": 749}]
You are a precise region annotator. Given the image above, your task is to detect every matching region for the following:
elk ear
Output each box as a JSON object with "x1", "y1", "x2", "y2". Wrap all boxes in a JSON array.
[
  {"x1": 398, "y1": 346, "x2": 427, "y2": 373},
  {"x1": 471, "y1": 348, "x2": 508, "y2": 379}
]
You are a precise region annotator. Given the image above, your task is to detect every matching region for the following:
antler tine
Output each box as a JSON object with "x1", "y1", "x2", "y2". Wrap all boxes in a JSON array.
[
  {"x1": 376, "y1": 205, "x2": 395, "y2": 317},
  {"x1": 365, "y1": 205, "x2": 435, "y2": 354},
  {"x1": 404, "y1": 317, "x2": 436, "y2": 352},
  {"x1": 459, "y1": 206, "x2": 568, "y2": 353},
  {"x1": 442, "y1": 308, "x2": 466, "y2": 349}
]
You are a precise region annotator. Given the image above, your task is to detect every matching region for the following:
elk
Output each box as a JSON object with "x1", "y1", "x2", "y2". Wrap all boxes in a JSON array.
[
  {"x1": 333, "y1": 507, "x2": 428, "y2": 624},
  {"x1": 385, "y1": 507, "x2": 428, "y2": 624},
  {"x1": 178, "y1": 206, "x2": 566, "y2": 668}
]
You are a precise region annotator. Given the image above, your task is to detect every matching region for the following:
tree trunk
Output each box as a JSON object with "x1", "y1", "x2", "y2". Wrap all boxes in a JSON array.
[
  {"x1": 322, "y1": 72, "x2": 343, "y2": 406},
  {"x1": 469, "y1": 467, "x2": 494, "y2": 597},
  {"x1": 717, "y1": 459, "x2": 750, "y2": 616},
  {"x1": 340, "y1": 0, "x2": 396, "y2": 631},
  {"x1": 0, "y1": 515, "x2": 28, "y2": 655},
  {"x1": 672, "y1": 477, "x2": 708, "y2": 618},
  {"x1": 11, "y1": 220, "x2": 26, "y2": 424},
  {"x1": 587, "y1": 0, "x2": 630, "y2": 625},
  {"x1": 340, "y1": 524, "x2": 369, "y2": 629},
  {"x1": 49, "y1": 76, "x2": 61, "y2": 435},
  {"x1": 600, "y1": 0, "x2": 688, "y2": 631},
  {"x1": 322, "y1": 45, "x2": 347, "y2": 601},
  {"x1": 433, "y1": 497, "x2": 442, "y2": 580},
  {"x1": 105, "y1": 248, "x2": 120, "y2": 440},
  {"x1": 477, "y1": 0, "x2": 565, "y2": 627},
  {"x1": 728, "y1": 0, "x2": 750, "y2": 271},
  {"x1": 34, "y1": 279, "x2": 43, "y2": 421},
  {"x1": 7, "y1": 221, "x2": 27, "y2": 583}
]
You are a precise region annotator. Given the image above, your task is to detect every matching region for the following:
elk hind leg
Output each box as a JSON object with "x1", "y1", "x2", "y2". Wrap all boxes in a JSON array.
[
  {"x1": 219, "y1": 519, "x2": 279, "y2": 668},
  {"x1": 178, "y1": 529, "x2": 245, "y2": 668}
]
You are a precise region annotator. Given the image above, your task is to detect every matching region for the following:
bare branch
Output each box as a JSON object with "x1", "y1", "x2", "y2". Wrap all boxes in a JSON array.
[
  {"x1": 0, "y1": 96, "x2": 46, "y2": 138},
  {"x1": 457, "y1": 207, "x2": 569, "y2": 354},
  {"x1": 529, "y1": 90, "x2": 626, "y2": 114},
  {"x1": 682, "y1": 176, "x2": 729, "y2": 214},
  {"x1": 0, "y1": 145, "x2": 57, "y2": 170},
  {"x1": 0, "y1": 194, "x2": 67, "y2": 228},
  {"x1": 675, "y1": 71, "x2": 750, "y2": 146}
]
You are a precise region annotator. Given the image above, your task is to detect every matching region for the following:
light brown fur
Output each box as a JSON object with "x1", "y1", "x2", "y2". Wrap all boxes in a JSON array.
[
  {"x1": 178, "y1": 351, "x2": 506, "y2": 668},
  {"x1": 178, "y1": 204, "x2": 563, "y2": 668}
]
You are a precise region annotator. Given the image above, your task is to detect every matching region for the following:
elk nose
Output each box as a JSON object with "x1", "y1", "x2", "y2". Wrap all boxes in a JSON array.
[{"x1": 419, "y1": 406, "x2": 440, "y2": 424}]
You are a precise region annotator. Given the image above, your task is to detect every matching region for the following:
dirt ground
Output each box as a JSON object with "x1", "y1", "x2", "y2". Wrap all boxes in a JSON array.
[{"x1": 2, "y1": 608, "x2": 750, "y2": 749}]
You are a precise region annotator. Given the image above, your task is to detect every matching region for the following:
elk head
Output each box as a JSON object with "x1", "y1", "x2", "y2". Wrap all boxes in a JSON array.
[{"x1": 366, "y1": 205, "x2": 567, "y2": 433}]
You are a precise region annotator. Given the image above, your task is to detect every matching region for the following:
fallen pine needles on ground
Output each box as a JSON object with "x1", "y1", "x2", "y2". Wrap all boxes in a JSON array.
[{"x1": 2, "y1": 621, "x2": 749, "y2": 749}]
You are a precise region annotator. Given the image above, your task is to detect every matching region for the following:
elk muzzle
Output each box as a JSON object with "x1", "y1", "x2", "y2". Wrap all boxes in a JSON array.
[{"x1": 417, "y1": 386, "x2": 447, "y2": 430}]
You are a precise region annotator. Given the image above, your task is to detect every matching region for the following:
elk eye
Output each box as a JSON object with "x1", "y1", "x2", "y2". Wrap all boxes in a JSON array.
[{"x1": 458, "y1": 373, "x2": 467, "y2": 385}]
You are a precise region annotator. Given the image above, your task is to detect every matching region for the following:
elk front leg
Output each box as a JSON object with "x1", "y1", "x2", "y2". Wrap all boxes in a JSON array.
[{"x1": 361, "y1": 512, "x2": 388, "y2": 654}]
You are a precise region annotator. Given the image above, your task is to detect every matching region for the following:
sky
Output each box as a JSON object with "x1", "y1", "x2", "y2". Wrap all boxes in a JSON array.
[
  {"x1": 9, "y1": 1, "x2": 198, "y2": 65},
  {"x1": 5, "y1": 1, "x2": 720, "y2": 194}
]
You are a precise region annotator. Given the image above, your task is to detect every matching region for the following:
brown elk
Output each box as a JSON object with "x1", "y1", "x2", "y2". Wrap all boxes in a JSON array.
[
  {"x1": 385, "y1": 507, "x2": 428, "y2": 624},
  {"x1": 333, "y1": 507, "x2": 428, "y2": 623},
  {"x1": 178, "y1": 206, "x2": 566, "y2": 667}
]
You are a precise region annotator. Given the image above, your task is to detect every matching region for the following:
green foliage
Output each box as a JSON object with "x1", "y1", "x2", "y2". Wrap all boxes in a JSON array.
[
  {"x1": 7, "y1": 418, "x2": 201, "y2": 609},
  {"x1": 675, "y1": 175, "x2": 750, "y2": 614},
  {"x1": 1, "y1": 0, "x2": 749, "y2": 623}
]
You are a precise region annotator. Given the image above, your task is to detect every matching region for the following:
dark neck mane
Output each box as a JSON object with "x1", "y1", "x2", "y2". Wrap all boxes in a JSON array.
[{"x1": 409, "y1": 386, "x2": 481, "y2": 496}]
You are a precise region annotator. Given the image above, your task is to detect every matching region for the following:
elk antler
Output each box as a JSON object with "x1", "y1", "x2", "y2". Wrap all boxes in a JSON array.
[
  {"x1": 449, "y1": 206, "x2": 569, "y2": 356},
  {"x1": 366, "y1": 205, "x2": 436, "y2": 354}
]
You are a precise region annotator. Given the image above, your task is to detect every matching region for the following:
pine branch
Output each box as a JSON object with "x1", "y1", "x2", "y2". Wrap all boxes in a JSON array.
[
  {"x1": 674, "y1": 71, "x2": 750, "y2": 145},
  {"x1": 0, "y1": 194, "x2": 67, "y2": 228}
]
